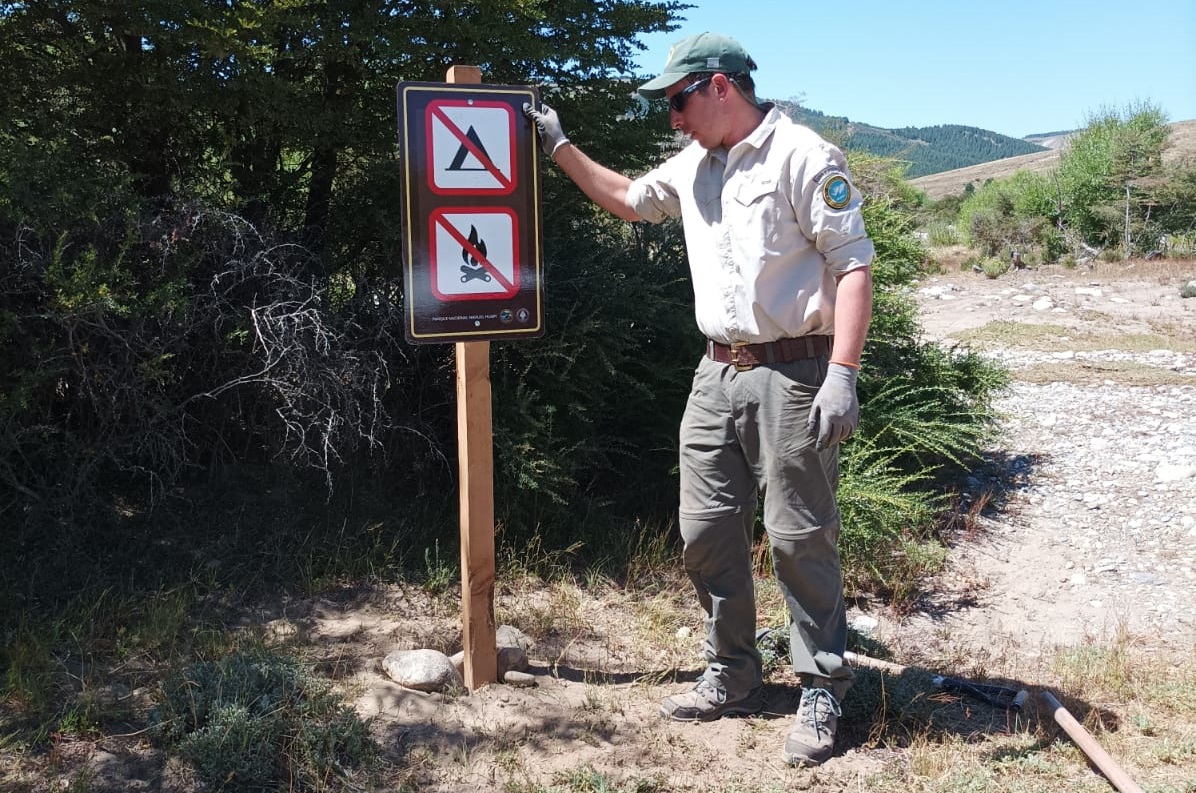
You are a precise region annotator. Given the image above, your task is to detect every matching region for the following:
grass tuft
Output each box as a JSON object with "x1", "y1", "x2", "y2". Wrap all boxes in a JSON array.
[{"x1": 149, "y1": 648, "x2": 376, "y2": 791}]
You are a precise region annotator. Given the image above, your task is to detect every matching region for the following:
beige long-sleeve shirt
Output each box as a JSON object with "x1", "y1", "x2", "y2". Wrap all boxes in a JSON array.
[{"x1": 626, "y1": 106, "x2": 874, "y2": 345}]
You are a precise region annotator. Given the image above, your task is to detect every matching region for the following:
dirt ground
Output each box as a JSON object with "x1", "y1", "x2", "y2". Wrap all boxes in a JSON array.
[
  {"x1": 314, "y1": 259, "x2": 1194, "y2": 791},
  {"x1": 29, "y1": 259, "x2": 1196, "y2": 792}
]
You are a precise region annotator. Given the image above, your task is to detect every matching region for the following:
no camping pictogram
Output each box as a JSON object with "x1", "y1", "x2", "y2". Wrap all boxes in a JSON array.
[
  {"x1": 427, "y1": 100, "x2": 516, "y2": 195},
  {"x1": 430, "y1": 209, "x2": 519, "y2": 301}
]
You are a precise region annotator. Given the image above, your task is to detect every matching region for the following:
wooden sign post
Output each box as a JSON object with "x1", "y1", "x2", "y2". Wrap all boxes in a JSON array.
[
  {"x1": 399, "y1": 65, "x2": 541, "y2": 689},
  {"x1": 448, "y1": 65, "x2": 498, "y2": 690}
]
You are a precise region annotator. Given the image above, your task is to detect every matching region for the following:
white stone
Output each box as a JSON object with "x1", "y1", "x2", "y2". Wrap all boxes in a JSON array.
[
  {"x1": 496, "y1": 624, "x2": 534, "y2": 651},
  {"x1": 850, "y1": 614, "x2": 880, "y2": 635},
  {"x1": 382, "y1": 649, "x2": 462, "y2": 692},
  {"x1": 1156, "y1": 463, "x2": 1196, "y2": 483}
]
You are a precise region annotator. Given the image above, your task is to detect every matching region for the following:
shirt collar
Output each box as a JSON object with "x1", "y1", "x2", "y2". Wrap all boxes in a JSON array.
[{"x1": 739, "y1": 102, "x2": 780, "y2": 152}]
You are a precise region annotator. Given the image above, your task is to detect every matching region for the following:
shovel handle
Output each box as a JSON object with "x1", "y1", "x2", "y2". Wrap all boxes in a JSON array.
[{"x1": 1041, "y1": 690, "x2": 1144, "y2": 793}]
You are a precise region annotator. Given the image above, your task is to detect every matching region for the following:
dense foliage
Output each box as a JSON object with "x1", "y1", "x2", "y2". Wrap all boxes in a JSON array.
[
  {"x1": 776, "y1": 103, "x2": 1046, "y2": 178},
  {"x1": 0, "y1": 1, "x2": 1000, "y2": 617}
]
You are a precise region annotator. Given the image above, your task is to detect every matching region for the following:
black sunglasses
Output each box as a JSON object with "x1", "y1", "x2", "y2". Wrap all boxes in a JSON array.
[{"x1": 668, "y1": 77, "x2": 712, "y2": 113}]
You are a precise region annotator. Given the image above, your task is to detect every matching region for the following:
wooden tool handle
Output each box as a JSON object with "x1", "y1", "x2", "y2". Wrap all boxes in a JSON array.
[{"x1": 1041, "y1": 690, "x2": 1145, "y2": 793}]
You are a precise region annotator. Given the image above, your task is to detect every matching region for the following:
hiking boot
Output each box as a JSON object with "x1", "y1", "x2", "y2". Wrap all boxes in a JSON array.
[
  {"x1": 659, "y1": 679, "x2": 764, "y2": 722},
  {"x1": 782, "y1": 687, "x2": 841, "y2": 766}
]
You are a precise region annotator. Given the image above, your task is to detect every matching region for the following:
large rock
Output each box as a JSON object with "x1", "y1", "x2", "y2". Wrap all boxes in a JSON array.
[
  {"x1": 382, "y1": 649, "x2": 462, "y2": 692},
  {"x1": 496, "y1": 624, "x2": 533, "y2": 651}
]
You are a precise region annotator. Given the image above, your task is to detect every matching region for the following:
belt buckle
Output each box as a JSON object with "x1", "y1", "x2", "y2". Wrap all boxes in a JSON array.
[{"x1": 730, "y1": 341, "x2": 754, "y2": 371}]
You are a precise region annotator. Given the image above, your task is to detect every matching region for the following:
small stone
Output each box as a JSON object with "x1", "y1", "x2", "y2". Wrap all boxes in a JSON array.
[
  {"x1": 675, "y1": 626, "x2": 692, "y2": 639},
  {"x1": 382, "y1": 649, "x2": 462, "y2": 692},
  {"x1": 1155, "y1": 463, "x2": 1196, "y2": 483},
  {"x1": 849, "y1": 614, "x2": 880, "y2": 635},
  {"x1": 315, "y1": 618, "x2": 363, "y2": 641},
  {"x1": 503, "y1": 670, "x2": 537, "y2": 687}
]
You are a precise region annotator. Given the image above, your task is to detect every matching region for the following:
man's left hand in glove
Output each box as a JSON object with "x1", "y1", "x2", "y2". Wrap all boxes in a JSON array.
[{"x1": 807, "y1": 363, "x2": 860, "y2": 450}]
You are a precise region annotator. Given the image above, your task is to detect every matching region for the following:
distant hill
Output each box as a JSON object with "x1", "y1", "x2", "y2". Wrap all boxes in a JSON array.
[
  {"x1": 773, "y1": 101, "x2": 1047, "y2": 178},
  {"x1": 1023, "y1": 130, "x2": 1077, "y2": 149},
  {"x1": 909, "y1": 119, "x2": 1196, "y2": 200}
]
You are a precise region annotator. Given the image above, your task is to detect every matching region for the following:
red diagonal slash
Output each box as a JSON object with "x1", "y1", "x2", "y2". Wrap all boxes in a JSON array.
[
  {"x1": 430, "y1": 105, "x2": 513, "y2": 191},
  {"x1": 436, "y1": 216, "x2": 517, "y2": 293}
]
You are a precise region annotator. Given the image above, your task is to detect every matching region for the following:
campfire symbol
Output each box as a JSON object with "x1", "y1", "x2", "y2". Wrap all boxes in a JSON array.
[{"x1": 460, "y1": 225, "x2": 491, "y2": 283}]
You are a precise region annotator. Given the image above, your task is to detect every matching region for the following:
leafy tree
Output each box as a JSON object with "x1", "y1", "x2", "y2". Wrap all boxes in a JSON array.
[
  {"x1": 1056, "y1": 102, "x2": 1171, "y2": 255},
  {"x1": 0, "y1": 0, "x2": 687, "y2": 593}
]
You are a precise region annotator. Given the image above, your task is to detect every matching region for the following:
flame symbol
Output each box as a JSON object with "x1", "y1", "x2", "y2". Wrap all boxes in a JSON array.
[{"x1": 463, "y1": 225, "x2": 487, "y2": 265}]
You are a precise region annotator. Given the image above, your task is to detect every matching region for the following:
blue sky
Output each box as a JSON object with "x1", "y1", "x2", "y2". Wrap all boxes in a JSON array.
[{"x1": 632, "y1": 0, "x2": 1196, "y2": 138}]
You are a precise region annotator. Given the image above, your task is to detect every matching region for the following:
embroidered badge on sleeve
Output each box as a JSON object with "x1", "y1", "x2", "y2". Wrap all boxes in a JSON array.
[{"x1": 822, "y1": 175, "x2": 851, "y2": 209}]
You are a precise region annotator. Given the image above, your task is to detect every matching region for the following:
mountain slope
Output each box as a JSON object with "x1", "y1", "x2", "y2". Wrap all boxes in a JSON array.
[
  {"x1": 909, "y1": 118, "x2": 1196, "y2": 199},
  {"x1": 773, "y1": 101, "x2": 1047, "y2": 178}
]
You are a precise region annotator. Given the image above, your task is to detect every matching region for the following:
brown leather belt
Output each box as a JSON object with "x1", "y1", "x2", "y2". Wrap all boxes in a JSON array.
[{"x1": 706, "y1": 335, "x2": 832, "y2": 371}]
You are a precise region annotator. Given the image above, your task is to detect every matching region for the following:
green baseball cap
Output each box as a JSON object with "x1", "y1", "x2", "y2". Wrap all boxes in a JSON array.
[{"x1": 638, "y1": 32, "x2": 757, "y2": 99}]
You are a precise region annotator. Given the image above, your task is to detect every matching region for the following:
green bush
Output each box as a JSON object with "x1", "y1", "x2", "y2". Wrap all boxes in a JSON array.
[
  {"x1": 835, "y1": 165, "x2": 1008, "y2": 603},
  {"x1": 150, "y1": 649, "x2": 375, "y2": 791},
  {"x1": 980, "y1": 256, "x2": 1010, "y2": 279},
  {"x1": 925, "y1": 221, "x2": 962, "y2": 246}
]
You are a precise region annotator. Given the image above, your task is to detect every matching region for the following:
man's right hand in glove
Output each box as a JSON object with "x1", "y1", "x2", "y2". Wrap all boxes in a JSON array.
[{"x1": 523, "y1": 102, "x2": 570, "y2": 158}]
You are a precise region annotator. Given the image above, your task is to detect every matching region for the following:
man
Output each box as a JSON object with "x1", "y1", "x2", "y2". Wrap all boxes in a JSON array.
[{"x1": 524, "y1": 32, "x2": 873, "y2": 766}]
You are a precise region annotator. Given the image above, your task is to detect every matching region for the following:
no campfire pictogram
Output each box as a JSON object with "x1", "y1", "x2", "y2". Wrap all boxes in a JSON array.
[
  {"x1": 430, "y1": 208, "x2": 519, "y2": 301},
  {"x1": 428, "y1": 100, "x2": 516, "y2": 195}
]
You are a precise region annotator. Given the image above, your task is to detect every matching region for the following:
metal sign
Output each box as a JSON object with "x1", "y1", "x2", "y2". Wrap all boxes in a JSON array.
[{"x1": 398, "y1": 82, "x2": 544, "y2": 343}]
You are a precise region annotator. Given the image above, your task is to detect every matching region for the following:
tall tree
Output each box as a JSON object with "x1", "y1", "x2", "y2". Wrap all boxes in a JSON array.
[{"x1": 1056, "y1": 102, "x2": 1170, "y2": 254}]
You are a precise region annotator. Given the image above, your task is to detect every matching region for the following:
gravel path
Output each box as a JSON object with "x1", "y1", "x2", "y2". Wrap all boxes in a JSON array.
[{"x1": 877, "y1": 266, "x2": 1196, "y2": 662}]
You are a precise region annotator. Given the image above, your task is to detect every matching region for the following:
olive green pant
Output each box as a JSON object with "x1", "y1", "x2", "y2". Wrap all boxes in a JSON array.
[{"x1": 678, "y1": 355, "x2": 854, "y2": 702}]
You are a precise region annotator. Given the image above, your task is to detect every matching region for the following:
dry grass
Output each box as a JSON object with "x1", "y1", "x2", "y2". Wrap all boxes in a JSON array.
[
  {"x1": 954, "y1": 320, "x2": 1195, "y2": 354},
  {"x1": 1016, "y1": 359, "x2": 1196, "y2": 387},
  {"x1": 6, "y1": 573, "x2": 1196, "y2": 792}
]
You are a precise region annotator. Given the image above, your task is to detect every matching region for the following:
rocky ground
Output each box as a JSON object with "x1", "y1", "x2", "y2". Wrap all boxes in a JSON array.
[{"x1": 888, "y1": 260, "x2": 1196, "y2": 661}]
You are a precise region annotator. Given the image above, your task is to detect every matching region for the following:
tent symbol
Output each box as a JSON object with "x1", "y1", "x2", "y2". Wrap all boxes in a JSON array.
[{"x1": 447, "y1": 126, "x2": 491, "y2": 171}]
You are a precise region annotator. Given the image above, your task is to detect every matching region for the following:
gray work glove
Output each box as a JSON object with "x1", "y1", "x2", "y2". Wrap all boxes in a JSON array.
[
  {"x1": 522, "y1": 102, "x2": 570, "y2": 157},
  {"x1": 807, "y1": 363, "x2": 860, "y2": 450}
]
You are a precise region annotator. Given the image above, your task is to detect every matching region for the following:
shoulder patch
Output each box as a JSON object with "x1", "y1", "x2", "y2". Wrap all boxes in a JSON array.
[
  {"x1": 809, "y1": 165, "x2": 839, "y2": 186},
  {"x1": 822, "y1": 174, "x2": 851, "y2": 209}
]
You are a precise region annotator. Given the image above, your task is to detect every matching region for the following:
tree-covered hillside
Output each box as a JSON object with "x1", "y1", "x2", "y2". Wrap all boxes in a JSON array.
[{"x1": 775, "y1": 101, "x2": 1047, "y2": 178}]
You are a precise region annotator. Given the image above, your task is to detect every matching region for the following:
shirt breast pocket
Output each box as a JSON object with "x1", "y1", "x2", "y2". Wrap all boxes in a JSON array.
[
  {"x1": 730, "y1": 177, "x2": 784, "y2": 248},
  {"x1": 733, "y1": 177, "x2": 777, "y2": 208}
]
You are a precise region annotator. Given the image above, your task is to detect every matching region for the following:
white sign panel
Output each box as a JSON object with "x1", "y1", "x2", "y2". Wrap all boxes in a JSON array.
[
  {"x1": 429, "y1": 208, "x2": 519, "y2": 301},
  {"x1": 428, "y1": 100, "x2": 515, "y2": 195}
]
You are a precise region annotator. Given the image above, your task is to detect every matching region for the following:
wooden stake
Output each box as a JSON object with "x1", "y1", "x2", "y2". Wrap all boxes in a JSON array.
[{"x1": 448, "y1": 63, "x2": 497, "y2": 690}]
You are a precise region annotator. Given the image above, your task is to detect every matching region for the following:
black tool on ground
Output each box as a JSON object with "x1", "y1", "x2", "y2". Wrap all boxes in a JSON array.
[
  {"x1": 843, "y1": 650, "x2": 1029, "y2": 711},
  {"x1": 930, "y1": 674, "x2": 1028, "y2": 710}
]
